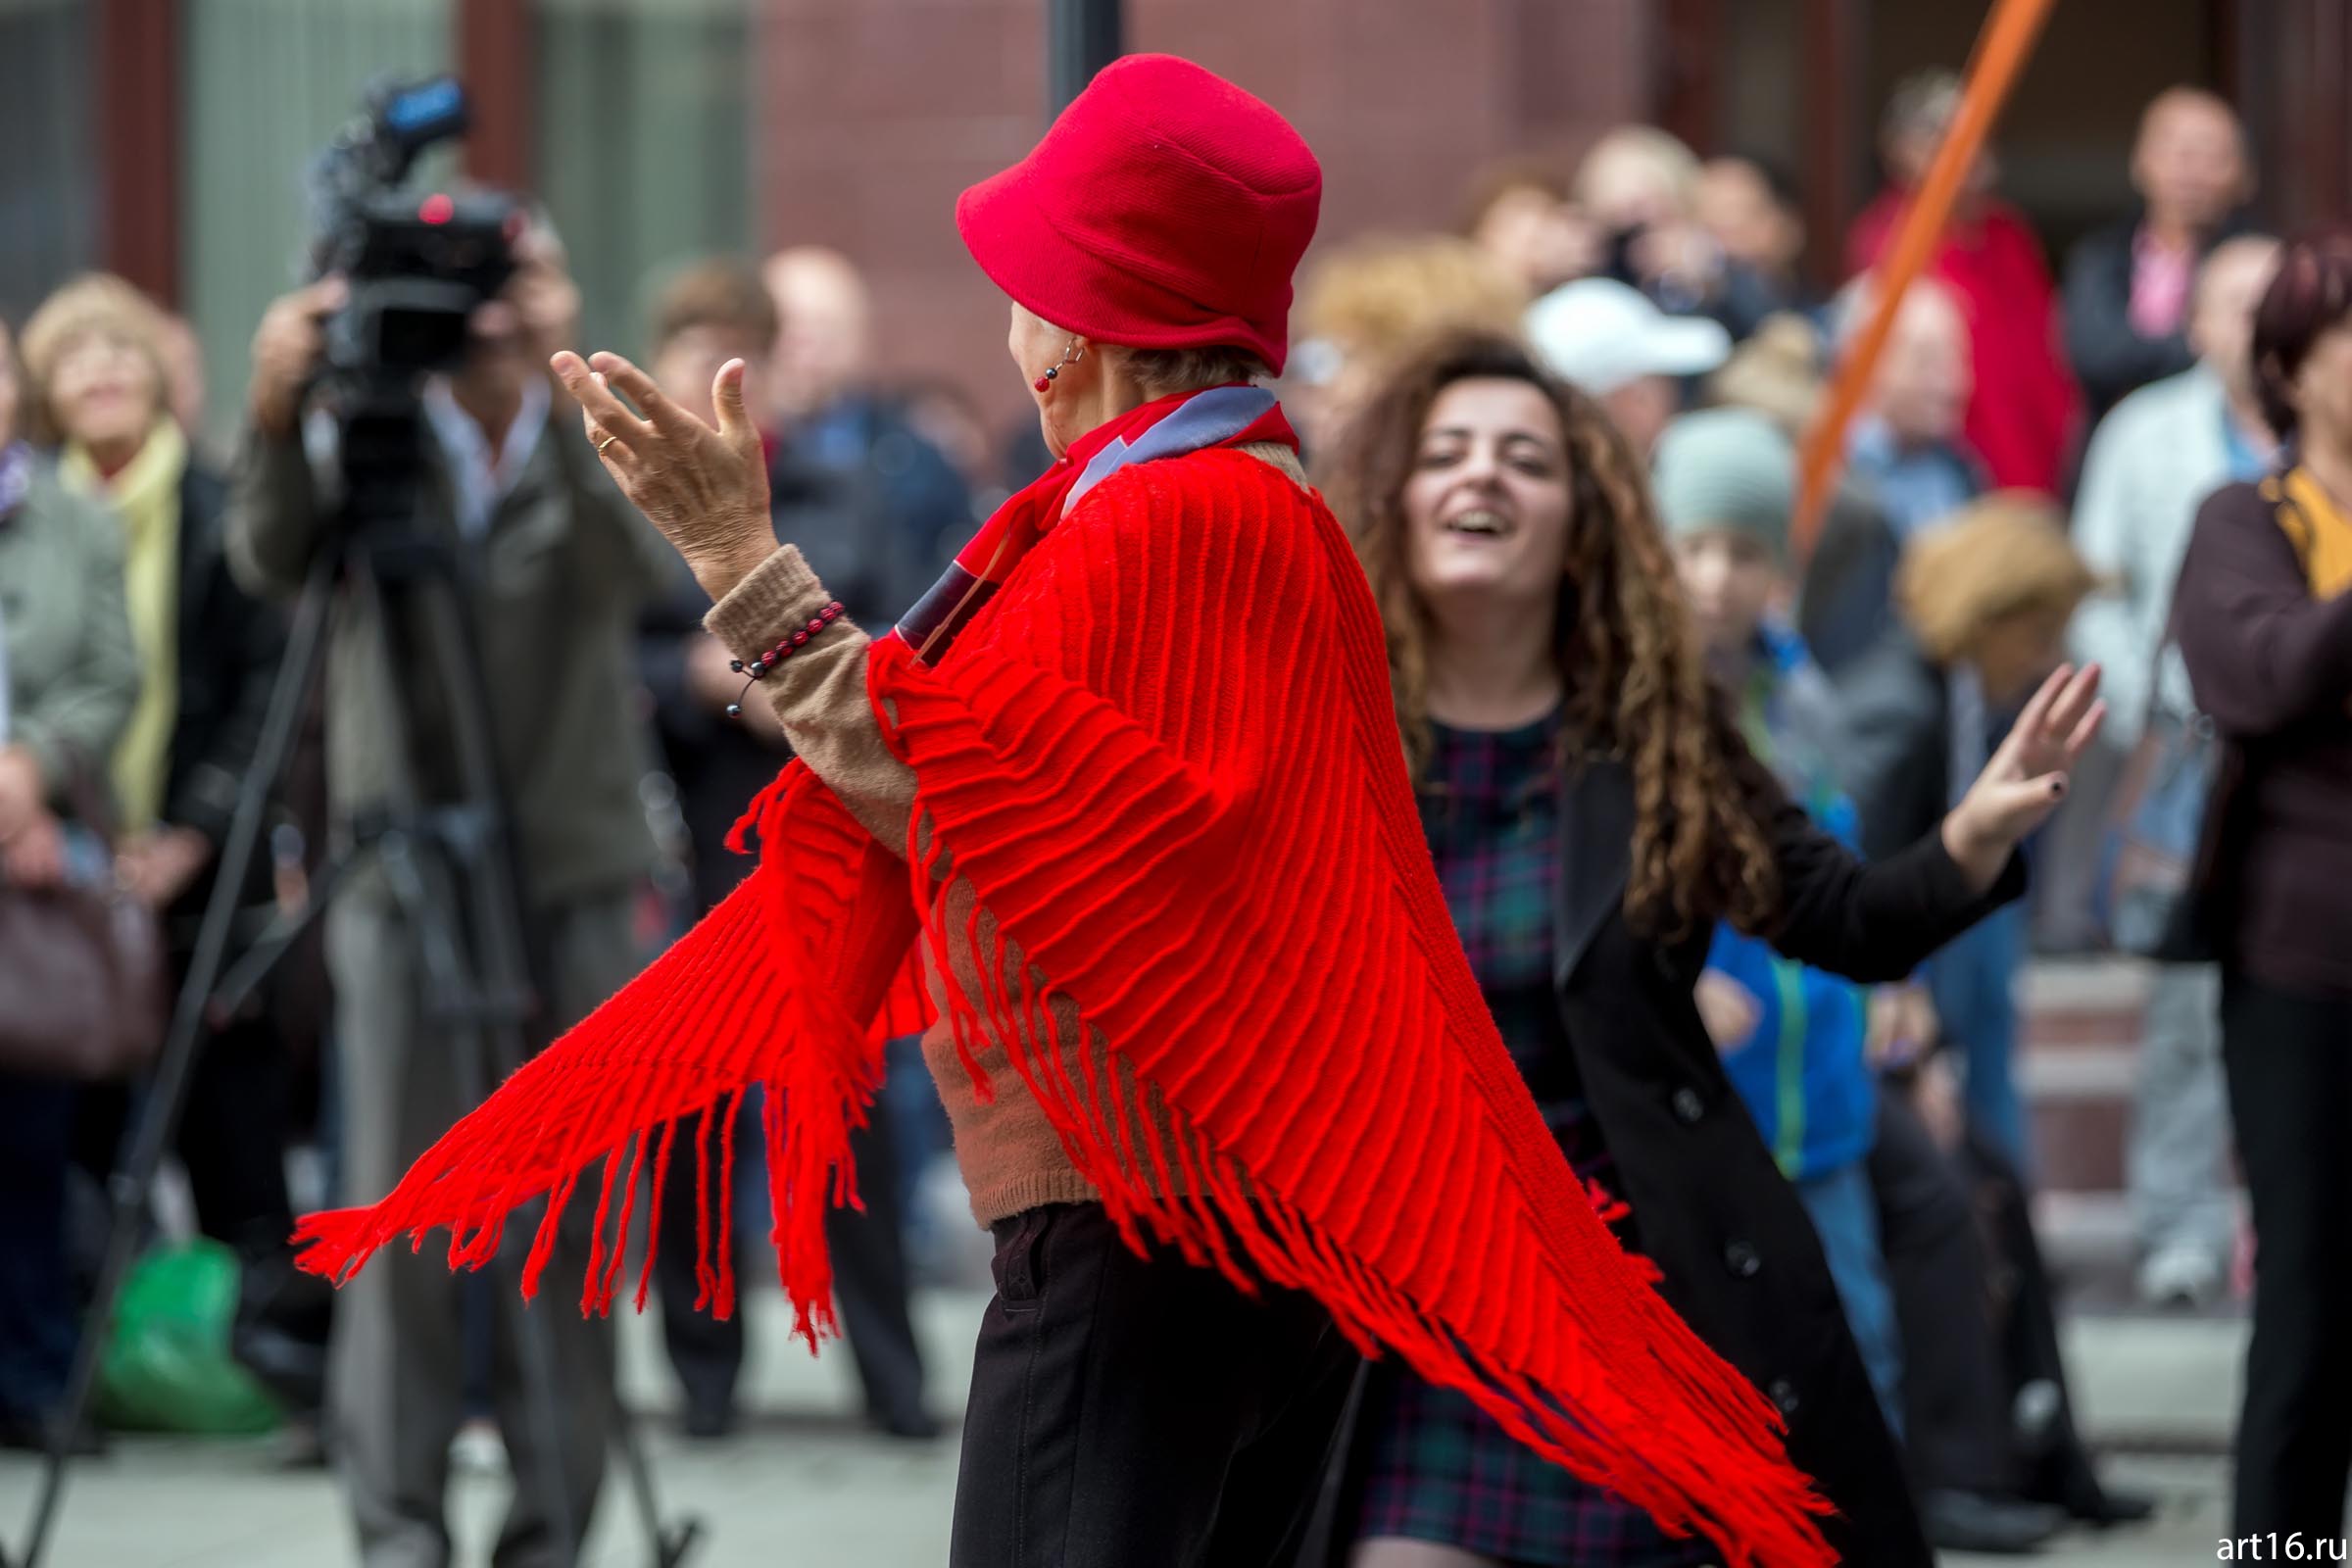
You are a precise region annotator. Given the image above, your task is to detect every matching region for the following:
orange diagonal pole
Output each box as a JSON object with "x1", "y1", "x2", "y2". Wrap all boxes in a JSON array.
[{"x1": 1793, "y1": 0, "x2": 2061, "y2": 563}]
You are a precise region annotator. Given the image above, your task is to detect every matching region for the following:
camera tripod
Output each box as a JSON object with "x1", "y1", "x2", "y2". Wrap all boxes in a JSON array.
[{"x1": 11, "y1": 424, "x2": 700, "y2": 1568}]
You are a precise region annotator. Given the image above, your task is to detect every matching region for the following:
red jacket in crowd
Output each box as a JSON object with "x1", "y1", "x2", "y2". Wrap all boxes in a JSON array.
[{"x1": 1848, "y1": 188, "x2": 2082, "y2": 496}]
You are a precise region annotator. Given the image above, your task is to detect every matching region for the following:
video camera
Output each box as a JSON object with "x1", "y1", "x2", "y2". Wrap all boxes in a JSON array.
[{"x1": 308, "y1": 76, "x2": 523, "y2": 383}]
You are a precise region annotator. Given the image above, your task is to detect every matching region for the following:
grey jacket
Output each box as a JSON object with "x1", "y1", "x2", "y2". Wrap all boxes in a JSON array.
[
  {"x1": 2068, "y1": 364, "x2": 2252, "y2": 743},
  {"x1": 223, "y1": 399, "x2": 666, "y2": 906},
  {"x1": 0, "y1": 468, "x2": 140, "y2": 813}
]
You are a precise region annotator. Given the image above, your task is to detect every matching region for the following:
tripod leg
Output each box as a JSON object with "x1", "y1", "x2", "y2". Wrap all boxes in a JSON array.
[
  {"x1": 203, "y1": 841, "x2": 372, "y2": 1026},
  {"x1": 15, "y1": 559, "x2": 335, "y2": 1568},
  {"x1": 612, "y1": 1403, "x2": 702, "y2": 1568},
  {"x1": 488, "y1": 1232, "x2": 597, "y2": 1568}
]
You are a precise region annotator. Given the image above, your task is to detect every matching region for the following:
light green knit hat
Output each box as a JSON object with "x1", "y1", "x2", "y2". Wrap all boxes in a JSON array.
[{"x1": 1650, "y1": 408, "x2": 1798, "y2": 564}]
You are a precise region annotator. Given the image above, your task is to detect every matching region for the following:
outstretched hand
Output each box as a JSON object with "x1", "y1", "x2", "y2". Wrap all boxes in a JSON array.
[
  {"x1": 1941, "y1": 662, "x2": 2107, "y2": 890},
  {"x1": 552, "y1": 350, "x2": 776, "y2": 600}
]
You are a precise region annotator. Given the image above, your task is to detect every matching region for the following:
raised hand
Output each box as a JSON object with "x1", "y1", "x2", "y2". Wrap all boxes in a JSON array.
[
  {"x1": 248, "y1": 276, "x2": 347, "y2": 439},
  {"x1": 552, "y1": 350, "x2": 776, "y2": 600},
  {"x1": 116, "y1": 825, "x2": 215, "y2": 909},
  {"x1": 1942, "y1": 662, "x2": 2107, "y2": 890}
]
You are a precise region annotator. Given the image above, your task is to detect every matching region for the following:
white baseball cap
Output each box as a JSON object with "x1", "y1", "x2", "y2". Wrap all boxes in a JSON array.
[{"x1": 1525, "y1": 277, "x2": 1733, "y2": 395}]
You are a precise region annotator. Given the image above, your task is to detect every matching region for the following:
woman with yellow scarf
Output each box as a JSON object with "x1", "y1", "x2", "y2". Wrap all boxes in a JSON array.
[
  {"x1": 19, "y1": 276, "x2": 318, "y2": 1411},
  {"x1": 2173, "y1": 223, "x2": 2352, "y2": 1547}
]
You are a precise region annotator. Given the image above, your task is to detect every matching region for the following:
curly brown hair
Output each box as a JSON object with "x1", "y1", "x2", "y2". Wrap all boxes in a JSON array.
[{"x1": 1317, "y1": 330, "x2": 1781, "y2": 941}]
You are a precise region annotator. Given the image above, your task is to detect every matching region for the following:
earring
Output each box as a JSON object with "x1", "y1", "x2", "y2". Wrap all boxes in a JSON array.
[{"x1": 1033, "y1": 338, "x2": 1084, "y2": 393}]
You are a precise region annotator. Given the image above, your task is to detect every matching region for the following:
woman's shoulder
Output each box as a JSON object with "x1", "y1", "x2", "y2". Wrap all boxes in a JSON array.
[
  {"x1": 1091, "y1": 439, "x2": 1311, "y2": 498},
  {"x1": 2180, "y1": 473, "x2": 2319, "y2": 602},
  {"x1": 2196, "y1": 476, "x2": 2270, "y2": 521},
  {"x1": 1227, "y1": 440, "x2": 1310, "y2": 490},
  {"x1": 16, "y1": 466, "x2": 124, "y2": 562},
  {"x1": 1067, "y1": 443, "x2": 1322, "y2": 543},
  {"x1": 1046, "y1": 447, "x2": 1335, "y2": 613},
  {"x1": 2184, "y1": 476, "x2": 2294, "y2": 564}
]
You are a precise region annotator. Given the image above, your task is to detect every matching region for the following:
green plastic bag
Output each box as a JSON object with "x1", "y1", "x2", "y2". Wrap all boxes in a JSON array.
[{"x1": 94, "y1": 1240, "x2": 280, "y2": 1435}]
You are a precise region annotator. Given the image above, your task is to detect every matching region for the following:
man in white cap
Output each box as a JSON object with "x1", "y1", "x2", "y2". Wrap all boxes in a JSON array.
[{"x1": 1525, "y1": 276, "x2": 1730, "y2": 457}]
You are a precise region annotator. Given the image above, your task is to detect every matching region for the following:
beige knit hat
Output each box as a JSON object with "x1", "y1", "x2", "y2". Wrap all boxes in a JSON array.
[{"x1": 1707, "y1": 313, "x2": 1827, "y2": 436}]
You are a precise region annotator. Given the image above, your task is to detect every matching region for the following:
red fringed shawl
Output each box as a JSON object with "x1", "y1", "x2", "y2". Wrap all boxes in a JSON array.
[{"x1": 294, "y1": 391, "x2": 1836, "y2": 1567}]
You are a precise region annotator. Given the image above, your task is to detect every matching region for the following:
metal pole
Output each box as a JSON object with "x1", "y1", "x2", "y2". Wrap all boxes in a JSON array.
[
  {"x1": 1790, "y1": 0, "x2": 2058, "y2": 563},
  {"x1": 1046, "y1": 0, "x2": 1123, "y2": 116}
]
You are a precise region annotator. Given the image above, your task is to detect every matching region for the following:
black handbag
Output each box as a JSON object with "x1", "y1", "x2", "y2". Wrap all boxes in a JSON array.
[{"x1": 0, "y1": 759, "x2": 169, "y2": 1080}]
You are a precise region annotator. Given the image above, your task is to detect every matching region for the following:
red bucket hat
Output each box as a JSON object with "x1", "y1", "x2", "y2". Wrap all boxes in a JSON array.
[{"x1": 956, "y1": 54, "x2": 1322, "y2": 375}]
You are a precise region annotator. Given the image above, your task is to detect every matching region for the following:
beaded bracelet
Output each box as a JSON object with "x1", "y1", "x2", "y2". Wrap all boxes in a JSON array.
[{"x1": 725, "y1": 601, "x2": 848, "y2": 718}]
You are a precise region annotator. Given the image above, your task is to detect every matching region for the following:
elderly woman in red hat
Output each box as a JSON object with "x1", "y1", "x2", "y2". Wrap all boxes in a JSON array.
[{"x1": 302, "y1": 57, "x2": 1852, "y2": 1568}]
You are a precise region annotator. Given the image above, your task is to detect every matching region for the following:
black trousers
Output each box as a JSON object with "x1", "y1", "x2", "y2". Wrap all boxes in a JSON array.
[
  {"x1": 0, "y1": 1078, "x2": 79, "y2": 1420},
  {"x1": 1871, "y1": 1090, "x2": 2010, "y2": 1495},
  {"x1": 653, "y1": 1094, "x2": 928, "y2": 1427},
  {"x1": 74, "y1": 999, "x2": 297, "y2": 1257},
  {"x1": 949, "y1": 1202, "x2": 1359, "y2": 1568},
  {"x1": 2222, "y1": 971, "x2": 2352, "y2": 1540},
  {"x1": 1961, "y1": 1119, "x2": 2107, "y2": 1511}
]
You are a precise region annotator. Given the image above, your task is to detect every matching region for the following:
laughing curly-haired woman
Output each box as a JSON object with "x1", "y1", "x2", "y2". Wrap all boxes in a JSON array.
[{"x1": 1317, "y1": 331, "x2": 2105, "y2": 1568}]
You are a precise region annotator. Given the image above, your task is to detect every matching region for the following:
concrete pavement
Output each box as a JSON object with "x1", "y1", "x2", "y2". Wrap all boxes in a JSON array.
[{"x1": 0, "y1": 1282, "x2": 2249, "y2": 1567}]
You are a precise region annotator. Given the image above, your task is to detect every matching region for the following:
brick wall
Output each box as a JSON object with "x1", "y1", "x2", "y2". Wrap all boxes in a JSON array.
[{"x1": 755, "y1": 0, "x2": 1654, "y2": 428}]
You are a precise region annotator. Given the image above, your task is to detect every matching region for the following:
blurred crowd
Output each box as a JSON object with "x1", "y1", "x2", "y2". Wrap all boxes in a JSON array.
[{"x1": 2, "y1": 59, "x2": 2348, "y2": 1567}]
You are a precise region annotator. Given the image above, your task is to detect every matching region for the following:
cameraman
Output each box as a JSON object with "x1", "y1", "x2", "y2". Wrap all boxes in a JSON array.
[{"x1": 225, "y1": 213, "x2": 666, "y2": 1568}]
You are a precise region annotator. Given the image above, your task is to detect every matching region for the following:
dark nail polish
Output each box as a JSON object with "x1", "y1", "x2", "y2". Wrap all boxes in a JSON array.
[{"x1": 2049, "y1": 777, "x2": 2067, "y2": 796}]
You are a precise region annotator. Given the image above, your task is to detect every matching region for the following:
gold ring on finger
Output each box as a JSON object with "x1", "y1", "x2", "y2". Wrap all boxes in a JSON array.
[{"x1": 595, "y1": 432, "x2": 620, "y2": 457}]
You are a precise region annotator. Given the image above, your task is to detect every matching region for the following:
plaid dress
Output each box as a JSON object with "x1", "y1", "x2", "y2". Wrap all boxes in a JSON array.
[{"x1": 1355, "y1": 712, "x2": 1718, "y2": 1567}]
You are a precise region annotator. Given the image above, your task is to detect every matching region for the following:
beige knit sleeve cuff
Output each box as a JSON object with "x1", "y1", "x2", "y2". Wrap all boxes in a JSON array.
[
  {"x1": 702, "y1": 544, "x2": 838, "y2": 661},
  {"x1": 695, "y1": 542, "x2": 918, "y2": 854}
]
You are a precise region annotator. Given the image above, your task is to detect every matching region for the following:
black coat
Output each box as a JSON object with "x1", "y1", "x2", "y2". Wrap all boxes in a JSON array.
[
  {"x1": 1556, "y1": 753, "x2": 2020, "y2": 1566},
  {"x1": 1312, "y1": 733, "x2": 2024, "y2": 1568},
  {"x1": 2064, "y1": 209, "x2": 2260, "y2": 421},
  {"x1": 1794, "y1": 476, "x2": 1906, "y2": 681},
  {"x1": 161, "y1": 463, "x2": 286, "y2": 923},
  {"x1": 1833, "y1": 630, "x2": 1955, "y2": 861}
]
